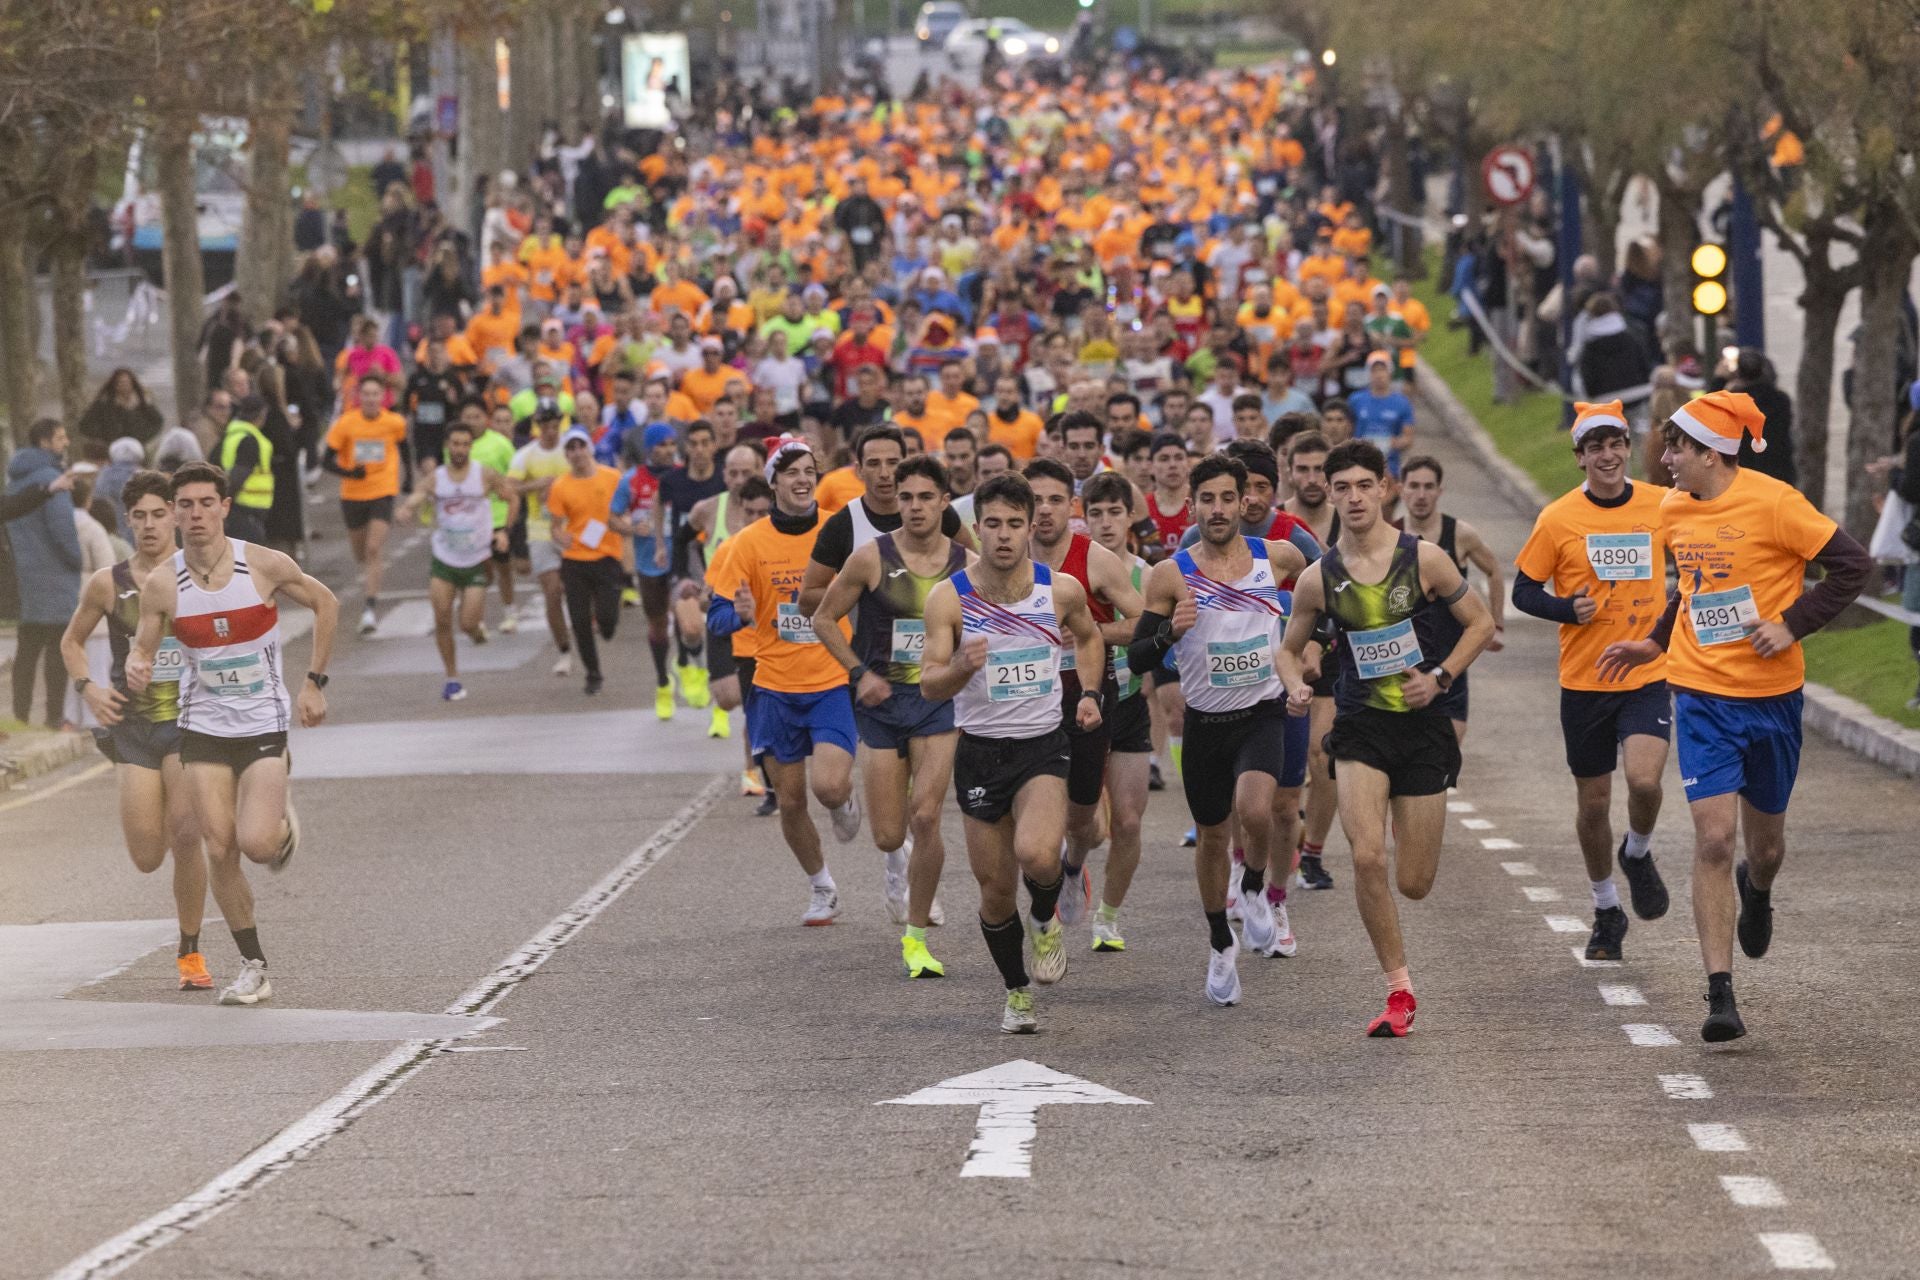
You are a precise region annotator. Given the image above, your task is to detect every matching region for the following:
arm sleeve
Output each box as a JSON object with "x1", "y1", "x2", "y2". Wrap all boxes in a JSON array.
[
  {"x1": 706, "y1": 595, "x2": 745, "y2": 636},
  {"x1": 1781, "y1": 529, "x2": 1871, "y2": 639},
  {"x1": 1285, "y1": 525, "x2": 1320, "y2": 565},
  {"x1": 1125, "y1": 610, "x2": 1174, "y2": 674},
  {"x1": 809, "y1": 509, "x2": 854, "y2": 570},
  {"x1": 1511, "y1": 570, "x2": 1580, "y2": 624}
]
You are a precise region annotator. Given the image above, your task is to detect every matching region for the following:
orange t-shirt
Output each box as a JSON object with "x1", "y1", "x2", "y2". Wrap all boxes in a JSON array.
[
  {"x1": 1660, "y1": 468, "x2": 1837, "y2": 699},
  {"x1": 702, "y1": 514, "x2": 849, "y2": 693},
  {"x1": 682, "y1": 365, "x2": 749, "y2": 415},
  {"x1": 814, "y1": 466, "x2": 866, "y2": 515},
  {"x1": 465, "y1": 309, "x2": 520, "y2": 370},
  {"x1": 324, "y1": 410, "x2": 408, "y2": 502},
  {"x1": 923, "y1": 390, "x2": 980, "y2": 438},
  {"x1": 651, "y1": 279, "x2": 709, "y2": 319},
  {"x1": 545, "y1": 466, "x2": 626, "y2": 562},
  {"x1": 988, "y1": 410, "x2": 1045, "y2": 461},
  {"x1": 1514, "y1": 482, "x2": 1670, "y2": 692}
]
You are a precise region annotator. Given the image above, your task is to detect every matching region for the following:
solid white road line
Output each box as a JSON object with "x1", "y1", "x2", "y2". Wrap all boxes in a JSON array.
[
  {"x1": 0, "y1": 761, "x2": 112, "y2": 814},
  {"x1": 1522, "y1": 886, "x2": 1562, "y2": 902},
  {"x1": 47, "y1": 775, "x2": 727, "y2": 1280},
  {"x1": 1721, "y1": 1175, "x2": 1787, "y2": 1207},
  {"x1": 1544, "y1": 915, "x2": 1587, "y2": 933},
  {"x1": 1688, "y1": 1122, "x2": 1750, "y2": 1152},
  {"x1": 1500, "y1": 861, "x2": 1540, "y2": 876},
  {"x1": 1623, "y1": 1024, "x2": 1680, "y2": 1046},
  {"x1": 1757, "y1": 1233, "x2": 1836, "y2": 1270},
  {"x1": 1481, "y1": 837, "x2": 1522, "y2": 850},
  {"x1": 1598, "y1": 984, "x2": 1646, "y2": 1006},
  {"x1": 1658, "y1": 1073, "x2": 1714, "y2": 1100}
]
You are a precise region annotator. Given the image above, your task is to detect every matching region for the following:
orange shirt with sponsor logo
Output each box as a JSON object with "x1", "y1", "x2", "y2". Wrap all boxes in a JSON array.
[
  {"x1": 546, "y1": 466, "x2": 626, "y2": 563},
  {"x1": 1514, "y1": 482, "x2": 1670, "y2": 692},
  {"x1": 324, "y1": 410, "x2": 408, "y2": 502},
  {"x1": 1660, "y1": 468, "x2": 1836, "y2": 698},
  {"x1": 703, "y1": 514, "x2": 849, "y2": 692}
]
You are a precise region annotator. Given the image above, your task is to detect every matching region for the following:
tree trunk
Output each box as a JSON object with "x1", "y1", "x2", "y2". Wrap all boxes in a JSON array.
[
  {"x1": 49, "y1": 234, "x2": 88, "y2": 424},
  {"x1": 1848, "y1": 207, "x2": 1918, "y2": 536},
  {"x1": 156, "y1": 123, "x2": 208, "y2": 426},
  {"x1": 457, "y1": 34, "x2": 505, "y2": 244},
  {"x1": 1791, "y1": 233, "x2": 1853, "y2": 513},
  {"x1": 1381, "y1": 98, "x2": 1421, "y2": 277},
  {"x1": 0, "y1": 205, "x2": 37, "y2": 446},
  {"x1": 237, "y1": 72, "x2": 297, "y2": 321},
  {"x1": 1653, "y1": 174, "x2": 1699, "y2": 349}
]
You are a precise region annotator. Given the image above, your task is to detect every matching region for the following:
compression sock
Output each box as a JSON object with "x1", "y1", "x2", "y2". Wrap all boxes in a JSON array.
[
  {"x1": 1622, "y1": 830, "x2": 1653, "y2": 859},
  {"x1": 1592, "y1": 878, "x2": 1622, "y2": 911},
  {"x1": 981, "y1": 913, "x2": 1029, "y2": 988},
  {"x1": 230, "y1": 927, "x2": 265, "y2": 965},
  {"x1": 649, "y1": 636, "x2": 671, "y2": 686},
  {"x1": 1241, "y1": 864, "x2": 1266, "y2": 896},
  {"x1": 1206, "y1": 909, "x2": 1233, "y2": 952},
  {"x1": 1386, "y1": 966, "x2": 1413, "y2": 996},
  {"x1": 1024, "y1": 871, "x2": 1064, "y2": 924},
  {"x1": 178, "y1": 932, "x2": 199, "y2": 959}
]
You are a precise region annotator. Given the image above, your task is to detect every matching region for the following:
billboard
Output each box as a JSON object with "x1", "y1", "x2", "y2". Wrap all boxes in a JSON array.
[{"x1": 623, "y1": 33, "x2": 689, "y2": 129}]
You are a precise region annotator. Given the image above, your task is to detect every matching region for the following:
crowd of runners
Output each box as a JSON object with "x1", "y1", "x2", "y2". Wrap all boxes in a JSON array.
[{"x1": 51, "y1": 62, "x2": 1870, "y2": 1041}]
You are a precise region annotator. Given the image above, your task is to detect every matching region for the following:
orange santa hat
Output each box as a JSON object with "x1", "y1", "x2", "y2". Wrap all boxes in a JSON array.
[
  {"x1": 1570, "y1": 399, "x2": 1628, "y2": 446},
  {"x1": 1670, "y1": 389, "x2": 1768, "y2": 454}
]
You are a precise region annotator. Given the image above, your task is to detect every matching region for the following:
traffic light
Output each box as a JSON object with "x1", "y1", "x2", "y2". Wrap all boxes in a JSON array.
[{"x1": 1691, "y1": 243, "x2": 1728, "y2": 316}]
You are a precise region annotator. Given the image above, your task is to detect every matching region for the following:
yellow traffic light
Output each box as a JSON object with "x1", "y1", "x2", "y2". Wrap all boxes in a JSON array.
[
  {"x1": 1691, "y1": 243, "x2": 1728, "y2": 278},
  {"x1": 1693, "y1": 281, "x2": 1728, "y2": 316}
]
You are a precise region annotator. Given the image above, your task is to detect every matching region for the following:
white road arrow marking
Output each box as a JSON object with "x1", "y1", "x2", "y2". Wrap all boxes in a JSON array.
[{"x1": 882, "y1": 1058, "x2": 1148, "y2": 1178}]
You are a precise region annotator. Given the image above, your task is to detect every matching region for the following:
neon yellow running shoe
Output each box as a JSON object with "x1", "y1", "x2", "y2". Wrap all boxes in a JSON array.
[
  {"x1": 678, "y1": 663, "x2": 711, "y2": 708},
  {"x1": 901, "y1": 933, "x2": 946, "y2": 979},
  {"x1": 1001, "y1": 987, "x2": 1036, "y2": 1034},
  {"x1": 1091, "y1": 919, "x2": 1126, "y2": 952},
  {"x1": 655, "y1": 685, "x2": 675, "y2": 720},
  {"x1": 708, "y1": 705, "x2": 731, "y2": 738},
  {"x1": 1028, "y1": 916, "x2": 1066, "y2": 984}
]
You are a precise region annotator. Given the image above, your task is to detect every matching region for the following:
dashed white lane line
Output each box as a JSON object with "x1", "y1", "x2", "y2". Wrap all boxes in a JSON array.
[
  {"x1": 1598, "y1": 984, "x2": 1646, "y2": 1006},
  {"x1": 1758, "y1": 1233, "x2": 1836, "y2": 1270},
  {"x1": 1623, "y1": 1024, "x2": 1681, "y2": 1046},
  {"x1": 1522, "y1": 885, "x2": 1562, "y2": 902},
  {"x1": 1447, "y1": 800, "x2": 1476, "y2": 813},
  {"x1": 1658, "y1": 1073, "x2": 1714, "y2": 1099},
  {"x1": 1721, "y1": 1175, "x2": 1787, "y2": 1207},
  {"x1": 1688, "y1": 1122, "x2": 1751, "y2": 1152},
  {"x1": 1481, "y1": 837, "x2": 1522, "y2": 850},
  {"x1": 1544, "y1": 915, "x2": 1587, "y2": 933},
  {"x1": 1460, "y1": 817, "x2": 1494, "y2": 829},
  {"x1": 1572, "y1": 949, "x2": 1622, "y2": 968},
  {"x1": 1500, "y1": 861, "x2": 1540, "y2": 876}
]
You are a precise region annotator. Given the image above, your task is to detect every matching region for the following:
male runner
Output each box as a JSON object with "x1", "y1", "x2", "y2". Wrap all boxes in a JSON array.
[
  {"x1": 508, "y1": 401, "x2": 575, "y2": 676},
  {"x1": 952, "y1": 443, "x2": 1013, "y2": 528},
  {"x1": 658, "y1": 419, "x2": 726, "y2": 708},
  {"x1": 125, "y1": 461, "x2": 339, "y2": 1006},
  {"x1": 701, "y1": 475, "x2": 777, "y2": 810},
  {"x1": 684, "y1": 441, "x2": 765, "y2": 742},
  {"x1": 705, "y1": 439, "x2": 864, "y2": 925},
  {"x1": 469, "y1": 399, "x2": 519, "y2": 632},
  {"x1": 1598, "y1": 391, "x2": 1868, "y2": 1041},
  {"x1": 547, "y1": 428, "x2": 627, "y2": 695},
  {"x1": 1145, "y1": 431, "x2": 1192, "y2": 561},
  {"x1": 921, "y1": 471, "x2": 1106, "y2": 1033},
  {"x1": 813, "y1": 455, "x2": 964, "y2": 977},
  {"x1": 397, "y1": 418, "x2": 520, "y2": 701},
  {"x1": 797, "y1": 425, "x2": 970, "y2": 614},
  {"x1": 1399, "y1": 454, "x2": 1507, "y2": 742},
  {"x1": 1130, "y1": 454, "x2": 1310, "y2": 1005},
  {"x1": 1278, "y1": 440, "x2": 1494, "y2": 1038},
  {"x1": 324, "y1": 374, "x2": 408, "y2": 635},
  {"x1": 1023, "y1": 458, "x2": 1144, "y2": 935},
  {"x1": 1284, "y1": 430, "x2": 1339, "y2": 891},
  {"x1": 1511, "y1": 401, "x2": 1673, "y2": 962},
  {"x1": 612, "y1": 424, "x2": 682, "y2": 718},
  {"x1": 61, "y1": 470, "x2": 209, "y2": 989}
]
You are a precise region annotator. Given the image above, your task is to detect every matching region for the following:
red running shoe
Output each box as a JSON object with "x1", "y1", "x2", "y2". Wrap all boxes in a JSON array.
[{"x1": 1367, "y1": 989, "x2": 1417, "y2": 1038}]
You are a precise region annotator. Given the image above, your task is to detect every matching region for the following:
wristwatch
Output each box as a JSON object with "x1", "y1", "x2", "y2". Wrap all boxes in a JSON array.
[
  {"x1": 72, "y1": 677, "x2": 91, "y2": 695},
  {"x1": 1080, "y1": 688, "x2": 1102, "y2": 702},
  {"x1": 306, "y1": 671, "x2": 330, "y2": 690},
  {"x1": 1427, "y1": 666, "x2": 1454, "y2": 691},
  {"x1": 847, "y1": 663, "x2": 871, "y2": 684}
]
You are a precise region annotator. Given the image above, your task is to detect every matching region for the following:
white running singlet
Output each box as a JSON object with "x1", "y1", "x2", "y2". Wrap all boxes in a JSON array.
[
  {"x1": 430, "y1": 464, "x2": 493, "y2": 569},
  {"x1": 1171, "y1": 536, "x2": 1288, "y2": 714},
  {"x1": 172, "y1": 539, "x2": 291, "y2": 737},
  {"x1": 951, "y1": 562, "x2": 1064, "y2": 740}
]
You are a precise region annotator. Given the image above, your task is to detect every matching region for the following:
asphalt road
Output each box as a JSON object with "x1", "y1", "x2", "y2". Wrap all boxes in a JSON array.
[{"x1": 4, "y1": 432, "x2": 1917, "y2": 1279}]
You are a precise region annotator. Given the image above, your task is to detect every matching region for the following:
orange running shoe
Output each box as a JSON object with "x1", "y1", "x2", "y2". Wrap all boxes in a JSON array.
[
  {"x1": 177, "y1": 952, "x2": 214, "y2": 991},
  {"x1": 1367, "y1": 989, "x2": 1417, "y2": 1038}
]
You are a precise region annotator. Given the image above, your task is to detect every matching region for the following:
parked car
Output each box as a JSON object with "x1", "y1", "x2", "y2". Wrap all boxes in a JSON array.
[
  {"x1": 914, "y1": 1, "x2": 968, "y2": 44},
  {"x1": 944, "y1": 17, "x2": 1060, "y2": 65}
]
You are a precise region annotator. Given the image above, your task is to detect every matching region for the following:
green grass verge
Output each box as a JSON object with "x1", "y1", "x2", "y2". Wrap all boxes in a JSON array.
[{"x1": 1801, "y1": 616, "x2": 1920, "y2": 730}]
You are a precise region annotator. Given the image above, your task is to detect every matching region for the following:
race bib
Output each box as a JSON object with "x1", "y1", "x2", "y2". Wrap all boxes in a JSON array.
[
  {"x1": 1058, "y1": 643, "x2": 1076, "y2": 671},
  {"x1": 352, "y1": 439, "x2": 388, "y2": 466},
  {"x1": 414, "y1": 401, "x2": 446, "y2": 425},
  {"x1": 151, "y1": 638, "x2": 186, "y2": 685},
  {"x1": 442, "y1": 524, "x2": 489, "y2": 557},
  {"x1": 777, "y1": 602, "x2": 818, "y2": 645},
  {"x1": 890, "y1": 619, "x2": 925, "y2": 666},
  {"x1": 988, "y1": 644, "x2": 1054, "y2": 702},
  {"x1": 1347, "y1": 618, "x2": 1423, "y2": 681},
  {"x1": 850, "y1": 226, "x2": 875, "y2": 245},
  {"x1": 1689, "y1": 584, "x2": 1760, "y2": 647},
  {"x1": 1586, "y1": 532, "x2": 1653, "y2": 582},
  {"x1": 1111, "y1": 645, "x2": 1139, "y2": 699},
  {"x1": 1206, "y1": 633, "x2": 1272, "y2": 688},
  {"x1": 201, "y1": 652, "x2": 266, "y2": 698},
  {"x1": 579, "y1": 519, "x2": 608, "y2": 550}
]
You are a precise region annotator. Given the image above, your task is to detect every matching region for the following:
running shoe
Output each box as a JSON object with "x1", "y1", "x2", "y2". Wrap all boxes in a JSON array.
[
  {"x1": 1616, "y1": 839, "x2": 1669, "y2": 919},
  {"x1": 1702, "y1": 984, "x2": 1747, "y2": 1043},
  {"x1": 1295, "y1": 853, "x2": 1334, "y2": 891},
  {"x1": 1205, "y1": 938, "x2": 1241, "y2": 1006},
  {"x1": 584, "y1": 674, "x2": 604, "y2": 696},
  {"x1": 470, "y1": 624, "x2": 489, "y2": 645},
  {"x1": 928, "y1": 892, "x2": 945, "y2": 927},
  {"x1": 1367, "y1": 989, "x2": 1417, "y2": 1038},
  {"x1": 1270, "y1": 896, "x2": 1298, "y2": 958},
  {"x1": 218, "y1": 958, "x2": 273, "y2": 1006},
  {"x1": 755, "y1": 793, "x2": 778, "y2": 817},
  {"x1": 358, "y1": 605, "x2": 378, "y2": 635},
  {"x1": 1735, "y1": 862, "x2": 1773, "y2": 958},
  {"x1": 1001, "y1": 987, "x2": 1037, "y2": 1034},
  {"x1": 552, "y1": 651, "x2": 574, "y2": 678},
  {"x1": 1148, "y1": 761, "x2": 1165, "y2": 791},
  {"x1": 654, "y1": 685, "x2": 675, "y2": 720},
  {"x1": 802, "y1": 883, "x2": 841, "y2": 926},
  {"x1": 499, "y1": 613, "x2": 518, "y2": 634},
  {"x1": 621, "y1": 586, "x2": 640, "y2": 608},
  {"x1": 1057, "y1": 864, "x2": 1092, "y2": 926},
  {"x1": 1091, "y1": 918, "x2": 1126, "y2": 952},
  {"x1": 830, "y1": 790, "x2": 863, "y2": 843},
  {"x1": 901, "y1": 934, "x2": 945, "y2": 979},
  {"x1": 741, "y1": 769, "x2": 767, "y2": 797},
  {"x1": 707, "y1": 706, "x2": 731, "y2": 739},
  {"x1": 1238, "y1": 878, "x2": 1278, "y2": 955},
  {"x1": 1585, "y1": 906, "x2": 1629, "y2": 962},
  {"x1": 442, "y1": 680, "x2": 466, "y2": 702},
  {"x1": 884, "y1": 866, "x2": 910, "y2": 926},
  {"x1": 1224, "y1": 853, "x2": 1244, "y2": 924},
  {"x1": 269, "y1": 800, "x2": 300, "y2": 874},
  {"x1": 176, "y1": 952, "x2": 213, "y2": 991},
  {"x1": 1181, "y1": 827, "x2": 1197, "y2": 848},
  {"x1": 1028, "y1": 916, "x2": 1067, "y2": 984},
  {"x1": 679, "y1": 664, "x2": 711, "y2": 708}
]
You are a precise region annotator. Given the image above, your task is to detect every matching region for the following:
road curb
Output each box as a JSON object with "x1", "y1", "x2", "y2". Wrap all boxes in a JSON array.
[
  {"x1": 0, "y1": 728, "x2": 96, "y2": 794},
  {"x1": 1412, "y1": 354, "x2": 1920, "y2": 780}
]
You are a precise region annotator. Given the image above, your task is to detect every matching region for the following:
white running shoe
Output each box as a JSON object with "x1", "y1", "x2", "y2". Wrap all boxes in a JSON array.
[
  {"x1": 1056, "y1": 865, "x2": 1091, "y2": 926},
  {"x1": 269, "y1": 800, "x2": 300, "y2": 874},
  {"x1": 928, "y1": 893, "x2": 945, "y2": 927},
  {"x1": 1271, "y1": 899, "x2": 1298, "y2": 958},
  {"x1": 499, "y1": 613, "x2": 518, "y2": 634},
  {"x1": 218, "y1": 958, "x2": 273, "y2": 1006},
  {"x1": 1225, "y1": 854, "x2": 1244, "y2": 923},
  {"x1": 884, "y1": 867, "x2": 909, "y2": 926},
  {"x1": 1205, "y1": 938, "x2": 1242, "y2": 1006},
  {"x1": 1028, "y1": 916, "x2": 1067, "y2": 984},
  {"x1": 358, "y1": 605, "x2": 378, "y2": 635},
  {"x1": 552, "y1": 651, "x2": 575, "y2": 677},
  {"x1": 830, "y1": 791, "x2": 862, "y2": 843},
  {"x1": 802, "y1": 883, "x2": 841, "y2": 926},
  {"x1": 1238, "y1": 878, "x2": 1278, "y2": 956},
  {"x1": 1001, "y1": 987, "x2": 1037, "y2": 1034}
]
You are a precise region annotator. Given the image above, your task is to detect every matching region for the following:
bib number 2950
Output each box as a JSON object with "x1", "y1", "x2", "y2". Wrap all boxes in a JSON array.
[{"x1": 1347, "y1": 618, "x2": 1423, "y2": 681}]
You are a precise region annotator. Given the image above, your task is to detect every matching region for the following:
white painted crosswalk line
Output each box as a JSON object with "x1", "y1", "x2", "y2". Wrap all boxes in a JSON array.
[
  {"x1": 1461, "y1": 817, "x2": 1494, "y2": 829},
  {"x1": 1688, "y1": 1122, "x2": 1749, "y2": 1152},
  {"x1": 1658, "y1": 1073, "x2": 1714, "y2": 1099},
  {"x1": 1757, "y1": 1233, "x2": 1835, "y2": 1270},
  {"x1": 1446, "y1": 800, "x2": 1475, "y2": 813},
  {"x1": 1482, "y1": 837, "x2": 1521, "y2": 850},
  {"x1": 1721, "y1": 1175, "x2": 1786, "y2": 1207},
  {"x1": 1501, "y1": 861, "x2": 1540, "y2": 876},
  {"x1": 1623, "y1": 1024, "x2": 1680, "y2": 1046},
  {"x1": 1522, "y1": 886, "x2": 1562, "y2": 902},
  {"x1": 1572, "y1": 950, "x2": 1623, "y2": 968},
  {"x1": 1598, "y1": 984, "x2": 1645, "y2": 1006},
  {"x1": 1544, "y1": 915, "x2": 1586, "y2": 933}
]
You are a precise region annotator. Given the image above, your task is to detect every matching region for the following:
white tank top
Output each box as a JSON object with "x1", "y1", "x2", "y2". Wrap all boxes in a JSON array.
[
  {"x1": 951, "y1": 562, "x2": 1064, "y2": 740},
  {"x1": 848, "y1": 497, "x2": 883, "y2": 553},
  {"x1": 172, "y1": 539, "x2": 291, "y2": 737},
  {"x1": 1172, "y1": 536, "x2": 1288, "y2": 714},
  {"x1": 430, "y1": 464, "x2": 493, "y2": 569}
]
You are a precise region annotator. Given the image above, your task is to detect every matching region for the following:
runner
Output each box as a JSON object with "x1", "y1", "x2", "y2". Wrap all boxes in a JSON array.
[
  {"x1": 123, "y1": 461, "x2": 340, "y2": 1007},
  {"x1": 324, "y1": 374, "x2": 409, "y2": 635},
  {"x1": 610, "y1": 424, "x2": 681, "y2": 718},
  {"x1": 507, "y1": 401, "x2": 576, "y2": 676},
  {"x1": 1283, "y1": 430, "x2": 1339, "y2": 891},
  {"x1": 1277, "y1": 440, "x2": 1495, "y2": 1038},
  {"x1": 812, "y1": 454, "x2": 964, "y2": 977},
  {"x1": 1145, "y1": 431, "x2": 1192, "y2": 561},
  {"x1": 697, "y1": 467, "x2": 777, "y2": 812},
  {"x1": 659, "y1": 419, "x2": 727, "y2": 713},
  {"x1": 1398, "y1": 454, "x2": 1507, "y2": 742},
  {"x1": 797, "y1": 425, "x2": 971, "y2": 616},
  {"x1": 545, "y1": 427, "x2": 627, "y2": 695},
  {"x1": 1510, "y1": 402, "x2": 1674, "y2": 962},
  {"x1": 683, "y1": 441, "x2": 767, "y2": 743},
  {"x1": 920, "y1": 471, "x2": 1107, "y2": 1033},
  {"x1": 705, "y1": 439, "x2": 864, "y2": 924},
  {"x1": 396, "y1": 417, "x2": 521, "y2": 701},
  {"x1": 60, "y1": 470, "x2": 210, "y2": 990},
  {"x1": 470, "y1": 399, "x2": 520, "y2": 633},
  {"x1": 1598, "y1": 391, "x2": 1869, "y2": 1041}
]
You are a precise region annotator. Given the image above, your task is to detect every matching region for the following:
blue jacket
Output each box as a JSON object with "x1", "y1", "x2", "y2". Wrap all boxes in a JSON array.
[{"x1": 5, "y1": 447, "x2": 82, "y2": 623}]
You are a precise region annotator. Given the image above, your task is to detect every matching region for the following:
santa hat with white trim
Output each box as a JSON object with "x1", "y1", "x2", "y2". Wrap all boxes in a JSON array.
[
  {"x1": 1669, "y1": 389, "x2": 1768, "y2": 454},
  {"x1": 1570, "y1": 399, "x2": 1628, "y2": 446}
]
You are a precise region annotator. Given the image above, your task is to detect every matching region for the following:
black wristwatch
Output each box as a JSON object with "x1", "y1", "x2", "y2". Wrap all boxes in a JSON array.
[
  {"x1": 1427, "y1": 666, "x2": 1454, "y2": 691},
  {"x1": 1080, "y1": 688, "x2": 1102, "y2": 702},
  {"x1": 847, "y1": 662, "x2": 871, "y2": 684},
  {"x1": 72, "y1": 677, "x2": 91, "y2": 695},
  {"x1": 306, "y1": 671, "x2": 330, "y2": 689}
]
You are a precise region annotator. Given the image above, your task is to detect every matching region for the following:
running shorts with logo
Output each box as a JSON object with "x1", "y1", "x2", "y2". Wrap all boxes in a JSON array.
[
  {"x1": 1182, "y1": 698, "x2": 1298, "y2": 826},
  {"x1": 748, "y1": 688, "x2": 858, "y2": 764},
  {"x1": 948, "y1": 561, "x2": 1067, "y2": 822},
  {"x1": 1674, "y1": 690, "x2": 1802, "y2": 812},
  {"x1": 854, "y1": 683, "x2": 957, "y2": 755},
  {"x1": 954, "y1": 727, "x2": 1070, "y2": 824},
  {"x1": 1560, "y1": 681, "x2": 1672, "y2": 778},
  {"x1": 179, "y1": 729, "x2": 290, "y2": 774}
]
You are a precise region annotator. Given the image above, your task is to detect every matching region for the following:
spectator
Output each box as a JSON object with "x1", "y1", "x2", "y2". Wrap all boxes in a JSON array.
[
  {"x1": 75, "y1": 368, "x2": 164, "y2": 459},
  {"x1": 1576, "y1": 294, "x2": 1654, "y2": 424},
  {"x1": 95, "y1": 437, "x2": 146, "y2": 538},
  {"x1": 5, "y1": 419, "x2": 82, "y2": 730},
  {"x1": 1721, "y1": 347, "x2": 1798, "y2": 488}
]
